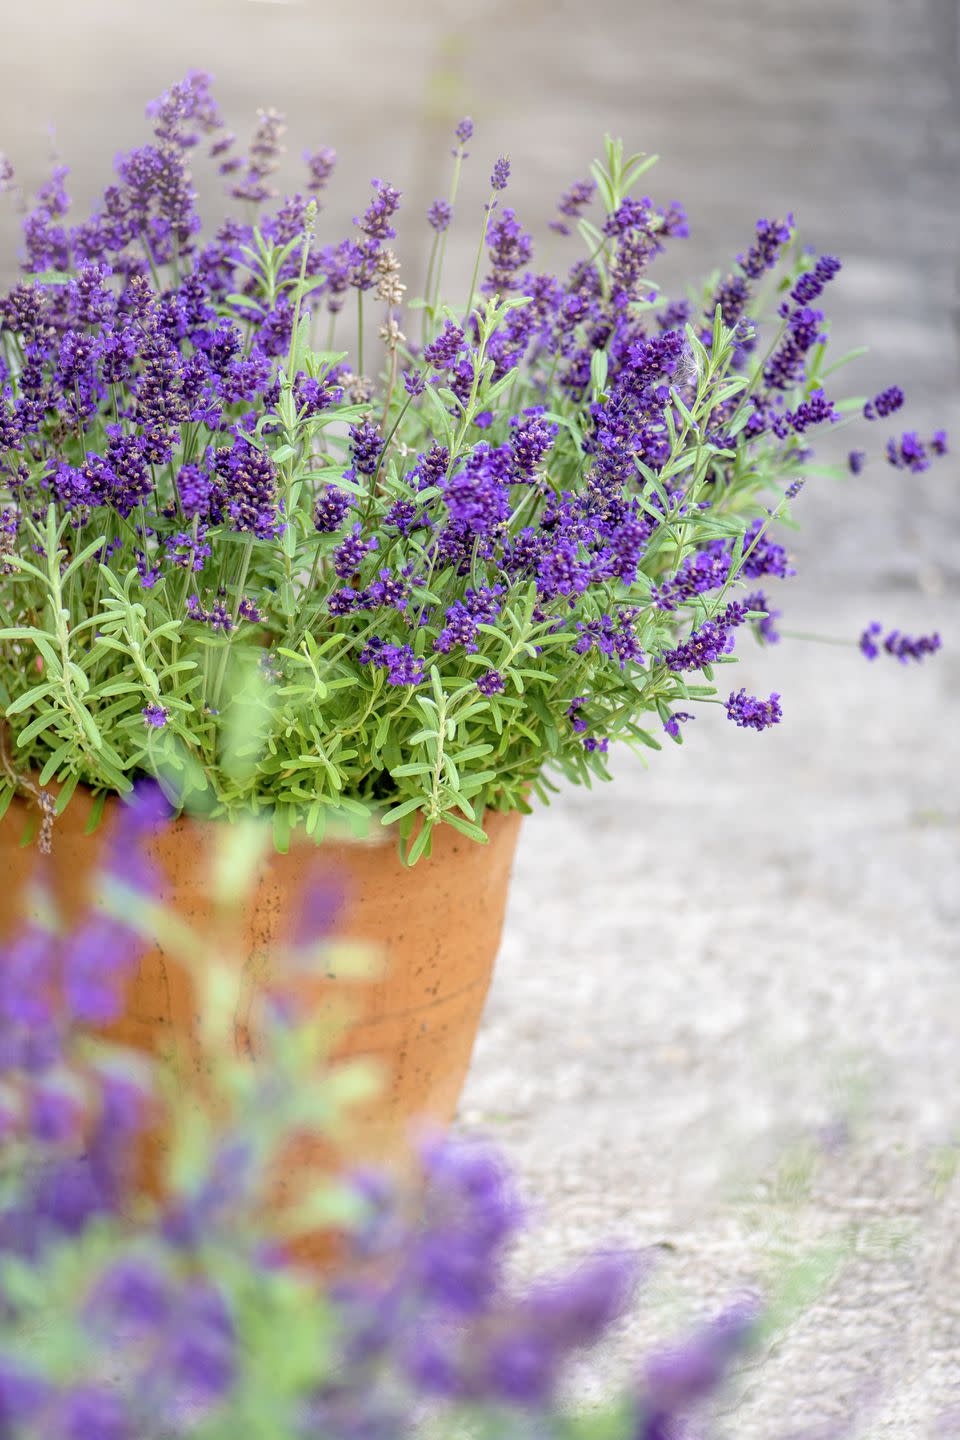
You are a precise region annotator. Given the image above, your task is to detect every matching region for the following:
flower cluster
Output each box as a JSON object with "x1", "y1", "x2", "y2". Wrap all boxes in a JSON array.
[
  {"x1": 725, "y1": 688, "x2": 783, "y2": 731},
  {"x1": 859, "y1": 622, "x2": 942, "y2": 663},
  {"x1": 0, "y1": 787, "x2": 761, "y2": 1437},
  {"x1": 0, "y1": 76, "x2": 945, "y2": 852}
]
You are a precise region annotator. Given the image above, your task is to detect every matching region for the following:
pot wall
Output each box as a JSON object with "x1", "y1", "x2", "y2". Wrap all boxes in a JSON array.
[{"x1": 0, "y1": 790, "x2": 522, "y2": 1187}]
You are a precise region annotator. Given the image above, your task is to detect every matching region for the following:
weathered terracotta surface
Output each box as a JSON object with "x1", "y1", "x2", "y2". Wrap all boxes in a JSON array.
[{"x1": 0, "y1": 790, "x2": 522, "y2": 1189}]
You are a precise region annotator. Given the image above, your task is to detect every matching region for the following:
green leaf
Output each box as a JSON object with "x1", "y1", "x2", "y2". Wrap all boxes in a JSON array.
[
  {"x1": 590, "y1": 348, "x2": 609, "y2": 399},
  {"x1": 38, "y1": 743, "x2": 74, "y2": 785},
  {"x1": 61, "y1": 535, "x2": 108, "y2": 583},
  {"x1": 452, "y1": 743, "x2": 494, "y2": 763},
  {"x1": 84, "y1": 791, "x2": 108, "y2": 835},
  {"x1": 442, "y1": 812, "x2": 489, "y2": 844},
  {"x1": 404, "y1": 821, "x2": 433, "y2": 867},
  {"x1": 621, "y1": 152, "x2": 659, "y2": 188},
  {"x1": 54, "y1": 772, "x2": 80, "y2": 813},
  {"x1": 76, "y1": 706, "x2": 103, "y2": 751},
  {"x1": 14, "y1": 712, "x2": 59, "y2": 747},
  {"x1": 380, "y1": 796, "x2": 424, "y2": 826},
  {"x1": 272, "y1": 807, "x2": 292, "y2": 854},
  {"x1": 5, "y1": 683, "x2": 55, "y2": 717}
]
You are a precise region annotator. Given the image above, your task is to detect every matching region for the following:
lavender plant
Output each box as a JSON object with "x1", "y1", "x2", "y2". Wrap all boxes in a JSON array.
[
  {"x1": 0, "y1": 784, "x2": 761, "y2": 1437},
  {"x1": 0, "y1": 74, "x2": 945, "y2": 858}
]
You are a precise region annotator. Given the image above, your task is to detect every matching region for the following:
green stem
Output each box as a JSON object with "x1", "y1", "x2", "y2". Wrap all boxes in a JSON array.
[
  {"x1": 430, "y1": 149, "x2": 465, "y2": 331},
  {"x1": 778, "y1": 629, "x2": 856, "y2": 647},
  {"x1": 421, "y1": 232, "x2": 440, "y2": 348},
  {"x1": 464, "y1": 193, "x2": 495, "y2": 324},
  {"x1": 285, "y1": 203, "x2": 317, "y2": 383},
  {"x1": 209, "y1": 542, "x2": 254, "y2": 710}
]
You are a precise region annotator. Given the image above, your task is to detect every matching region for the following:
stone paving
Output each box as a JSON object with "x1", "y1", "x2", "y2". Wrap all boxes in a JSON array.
[{"x1": 1, "y1": 0, "x2": 958, "y2": 1431}]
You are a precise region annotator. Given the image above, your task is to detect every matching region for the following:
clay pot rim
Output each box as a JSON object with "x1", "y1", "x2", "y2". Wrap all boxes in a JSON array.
[{"x1": 4, "y1": 773, "x2": 525, "y2": 852}]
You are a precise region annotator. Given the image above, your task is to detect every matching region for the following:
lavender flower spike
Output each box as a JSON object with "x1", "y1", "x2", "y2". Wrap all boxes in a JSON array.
[
  {"x1": 490, "y1": 156, "x2": 511, "y2": 192},
  {"x1": 725, "y1": 689, "x2": 782, "y2": 731},
  {"x1": 860, "y1": 622, "x2": 941, "y2": 663}
]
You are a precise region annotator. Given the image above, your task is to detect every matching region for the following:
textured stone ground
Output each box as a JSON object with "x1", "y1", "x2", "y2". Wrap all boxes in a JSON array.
[{"x1": 1, "y1": 0, "x2": 958, "y2": 1431}]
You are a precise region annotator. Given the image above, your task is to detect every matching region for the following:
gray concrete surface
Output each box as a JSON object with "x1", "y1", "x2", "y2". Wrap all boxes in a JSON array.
[{"x1": 1, "y1": 1, "x2": 958, "y2": 1431}]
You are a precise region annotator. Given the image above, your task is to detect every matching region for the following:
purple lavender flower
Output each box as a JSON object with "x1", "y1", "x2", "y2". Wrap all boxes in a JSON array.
[
  {"x1": 664, "y1": 711, "x2": 694, "y2": 739},
  {"x1": 347, "y1": 417, "x2": 385, "y2": 478},
  {"x1": 583, "y1": 736, "x2": 609, "y2": 753},
  {"x1": 575, "y1": 613, "x2": 644, "y2": 669},
  {"x1": 142, "y1": 703, "x2": 169, "y2": 728},
  {"x1": 410, "y1": 443, "x2": 450, "y2": 493},
  {"x1": 860, "y1": 621, "x2": 941, "y2": 663},
  {"x1": 356, "y1": 179, "x2": 401, "y2": 243},
  {"x1": 789, "y1": 253, "x2": 841, "y2": 305},
  {"x1": 444, "y1": 446, "x2": 511, "y2": 536},
  {"x1": 104, "y1": 436, "x2": 153, "y2": 518},
  {"x1": 383, "y1": 498, "x2": 421, "y2": 535},
  {"x1": 186, "y1": 595, "x2": 233, "y2": 632},
  {"x1": 659, "y1": 617, "x2": 735, "y2": 672},
  {"x1": 476, "y1": 668, "x2": 505, "y2": 695},
  {"x1": 931, "y1": 429, "x2": 949, "y2": 455},
  {"x1": 864, "y1": 385, "x2": 904, "y2": 420},
  {"x1": 164, "y1": 529, "x2": 210, "y2": 572},
  {"x1": 88, "y1": 1257, "x2": 172, "y2": 1333},
  {"x1": 454, "y1": 117, "x2": 474, "y2": 150},
  {"x1": 68, "y1": 261, "x2": 116, "y2": 326},
  {"x1": 229, "y1": 106, "x2": 286, "y2": 204},
  {"x1": 423, "y1": 321, "x2": 465, "y2": 372},
  {"x1": 50, "y1": 1385, "x2": 132, "y2": 1440},
  {"x1": 327, "y1": 587, "x2": 361, "y2": 616},
  {"x1": 739, "y1": 519, "x2": 794, "y2": 580},
  {"x1": 738, "y1": 215, "x2": 793, "y2": 279},
  {"x1": 785, "y1": 387, "x2": 839, "y2": 434},
  {"x1": 403, "y1": 368, "x2": 426, "y2": 398},
  {"x1": 166, "y1": 1280, "x2": 237, "y2": 1404},
  {"x1": 725, "y1": 689, "x2": 782, "y2": 730},
  {"x1": 435, "y1": 586, "x2": 503, "y2": 654},
  {"x1": 509, "y1": 411, "x2": 556, "y2": 481},
  {"x1": 550, "y1": 178, "x2": 596, "y2": 236},
  {"x1": 237, "y1": 597, "x2": 263, "y2": 623},
  {"x1": 366, "y1": 568, "x2": 409, "y2": 611},
  {"x1": 764, "y1": 304, "x2": 825, "y2": 390},
  {"x1": 484, "y1": 208, "x2": 533, "y2": 294},
  {"x1": 304, "y1": 146, "x2": 336, "y2": 197},
  {"x1": 639, "y1": 1299, "x2": 759, "y2": 1436},
  {"x1": 333, "y1": 523, "x2": 378, "y2": 580},
  {"x1": 214, "y1": 438, "x2": 281, "y2": 538},
  {"x1": 848, "y1": 449, "x2": 866, "y2": 475},
  {"x1": 745, "y1": 591, "x2": 781, "y2": 644},
  {"x1": 362, "y1": 640, "x2": 425, "y2": 687},
  {"x1": 62, "y1": 918, "x2": 138, "y2": 1025},
  {"x1": 565, "y1": 697, "x2": 589, "y2": 734},
  {"x1": 30, "y1": 1083, "x2": 83, "y2": 1144},
  {"x1": 314, "y1": 485, "x2": 353, "y2": 534},
  {"x1": 490, "y1": 156, "x2": 511, "y2": 192},
  {"x1": 427, "y1": 198, "x2": 452, "y2": 233},
  {"x1": 710, "y1": 273, "x2": 750, "y2": 328},
  {"x1": 886, "y1": 430, "x2": 929, "y2": 473}
]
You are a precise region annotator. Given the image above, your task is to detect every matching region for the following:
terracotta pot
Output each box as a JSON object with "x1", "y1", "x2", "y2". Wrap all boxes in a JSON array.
[{"x1": 0, "y1": 788, "x2": 522, "y2": 1194}]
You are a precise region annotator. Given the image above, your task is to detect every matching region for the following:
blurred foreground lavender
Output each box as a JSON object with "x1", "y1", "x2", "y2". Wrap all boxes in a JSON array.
[{"x1": 0, "y1": 785, "x2": 763, "y2": 1438}]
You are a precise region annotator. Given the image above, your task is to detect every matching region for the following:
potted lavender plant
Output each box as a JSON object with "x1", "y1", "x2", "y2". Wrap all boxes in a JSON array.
[{"x1": 0, "y1": 75, "x2": 944, "y2": 1167}]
